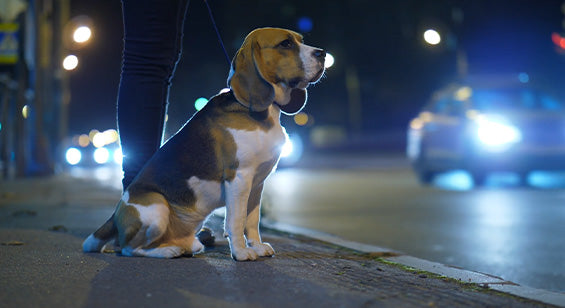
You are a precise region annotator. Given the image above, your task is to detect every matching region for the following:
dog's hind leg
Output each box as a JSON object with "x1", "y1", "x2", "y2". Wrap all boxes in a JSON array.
[
  {"x1": 121, "y1": 236, "x2": 203, "y2": 258},
  {"x1": 83, "y1": 213, "x2": 118, "y2": 252},
  {"x1": 121, "y1": 245, "x2": 184, "y2": 258},
  {"x1": 117, "y1": 192, "x2": 185, "y2": 258}
]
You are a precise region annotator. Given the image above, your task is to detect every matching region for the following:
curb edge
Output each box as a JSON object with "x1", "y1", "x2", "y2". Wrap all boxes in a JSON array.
[{"x1": 262, "y1": 219, "x2": 565, "y2": 307}]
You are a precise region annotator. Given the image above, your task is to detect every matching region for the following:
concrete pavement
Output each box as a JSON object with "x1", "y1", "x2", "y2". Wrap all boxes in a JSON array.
[{"x1": 0, "y1": 173, "x2": 563, "y2": 307}]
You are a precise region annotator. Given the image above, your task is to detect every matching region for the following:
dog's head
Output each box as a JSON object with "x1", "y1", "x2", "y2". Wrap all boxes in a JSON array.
[{"x1": 228, "y1": 27, "x2": 325, "y2": 115}]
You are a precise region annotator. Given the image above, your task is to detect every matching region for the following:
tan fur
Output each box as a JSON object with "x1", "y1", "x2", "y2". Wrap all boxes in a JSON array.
[{"x1": 228, "y1": 28, "x2": 313, "y2": 114}]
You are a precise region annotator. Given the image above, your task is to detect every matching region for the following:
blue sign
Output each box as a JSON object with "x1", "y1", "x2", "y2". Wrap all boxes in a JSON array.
[{"x1": 0, "y1": 23, "x2": 19, "y2": 65}]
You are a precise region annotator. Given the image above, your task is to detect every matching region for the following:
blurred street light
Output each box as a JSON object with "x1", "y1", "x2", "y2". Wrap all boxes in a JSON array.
[
  {"x1": 21, "y1": 105, "x2": 29, "y2": 119},
  {"x1": 62, "y1": 54, "x2": 78, "y2": 70},
  {"x1": 423, "y1": 29, "x2": 441, "y2": 45},
  {"x1": 72, "y1": 26, "x2": 92, "y2": 44},
  {"x1": 64, "y1": 15, "x2": 93, "y2": 49}
]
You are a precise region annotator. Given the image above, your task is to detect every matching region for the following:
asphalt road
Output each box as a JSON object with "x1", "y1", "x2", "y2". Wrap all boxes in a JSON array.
[{"x1": 263, "y1": 155, "x2": 565, "y2": 293}]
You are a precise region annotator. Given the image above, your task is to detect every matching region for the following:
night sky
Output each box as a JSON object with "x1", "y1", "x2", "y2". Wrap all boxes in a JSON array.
[{"x1": 67, "y1": 0, "x2": 565, "y2": 142}]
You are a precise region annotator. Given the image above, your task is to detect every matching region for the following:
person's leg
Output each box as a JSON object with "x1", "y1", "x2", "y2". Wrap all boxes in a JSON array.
[{"x1": 117, "y1": 0, "x2": 190, "y2": 190}]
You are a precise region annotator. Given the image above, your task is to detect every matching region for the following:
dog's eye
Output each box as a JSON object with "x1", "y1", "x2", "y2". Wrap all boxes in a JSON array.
[{"x1": 278, "y1": 39, "x2": 293, "y2": 48}]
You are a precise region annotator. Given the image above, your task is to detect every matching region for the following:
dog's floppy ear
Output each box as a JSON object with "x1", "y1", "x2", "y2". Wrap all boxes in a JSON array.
[
  {"x1": 227, "y1": 39, "x2": 274, "y2": 112},
  {"x1": 279, "y1": 88, "x2": 307, "y2": 115}
]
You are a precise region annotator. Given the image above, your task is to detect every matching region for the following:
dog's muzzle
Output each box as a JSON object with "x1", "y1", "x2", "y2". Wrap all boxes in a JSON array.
[{"x1": 310, "y1": 48, "x2": 326, "y2": 83}]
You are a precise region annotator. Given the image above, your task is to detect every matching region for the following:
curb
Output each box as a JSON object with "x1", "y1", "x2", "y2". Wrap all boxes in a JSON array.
[{"x1": 262, "y1": 219, "x2": 565, "y2": 307}]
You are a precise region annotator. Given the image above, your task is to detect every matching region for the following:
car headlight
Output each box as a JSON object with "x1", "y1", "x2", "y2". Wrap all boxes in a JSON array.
[
  {"x1": 93, "y1": 147, "x2": 110, "y2": 164},
  {"x1": 65, "y1": 147, "x2": 82, "y2": 165},
  {"x1": 280, "y1": 134, "x2": 303, "y2": 165},
  {"x1": 475, "y1": 115, "x2": 522, "y2": 150},
  {"x1": 280, "y1": 138, "x2": 294, "y2": 158},
  {"x1": 113, "y1": 148, "x2": 123, "y2": 165}
]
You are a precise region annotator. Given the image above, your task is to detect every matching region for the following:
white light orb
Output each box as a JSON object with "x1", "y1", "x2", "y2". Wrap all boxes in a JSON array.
[
  {"x1": 73, "y1": 26, "x2": 92, "y2": 43},
  {"x1": 63, "y1": 55, "x2": 79, "y2": 70},
  {"x1": 423, "y1": 29, "x2": 441, "y2": 45}
]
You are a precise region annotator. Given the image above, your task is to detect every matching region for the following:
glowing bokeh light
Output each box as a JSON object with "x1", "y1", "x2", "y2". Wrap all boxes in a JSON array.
[
  {"x1": 65, "y1": 147, "x2": 82, "y2": 165},
  {"x1": 63, "y1": 55, "x2": 79, "y2": 70},
  {"x1": 88, "y1": 129, "x2": 99, "y2": 141},
  {"x1": 280, "y1": 138, "x2": 294, "y2": 158},
  {"x1": 93, "y1": 147, "x2": 110, "y2": 164},
  {"x1": 78, "y1": 134, "x2": 90, "y2": 147},
  {"x1": 518, "y1": 72, "x2": 529, "y2": 83},
  {"x1": 409, "y1": 118, "x2": 424, "y2": 130},
  {"x1": 92, "y1": 133, "x2": 105, "y2": 148},
  {"x1": 104, "y1": 129, "x2": 119, "y2": 144},
  {"x1": 324, "y1": 52, "x2": 334, "y2": 68},
  {"x1": 22, "y1": 105, "x2": 29, "y2": 119},
  {"x1": 279, "y1": 134, "x2": 304, "y2": 164},
  {"x1": 476, "y1": 116, "x2": 522, "y2": 149},
  {"x1": 73, "y1": 26, "x2": 92, "y2": 43},
  {"x1": 294, "y1": 112, "x2": 309, "y2": 126},
  {"x1": 551, "y1": 32, "x2": 565, "y2": 50},
  {"x1": 113, "y1": 148, "x2": 123, "y2": 165},
  {"x1": 194, "y1": 97, "x2": 208, "y2": 111},
  {"x1": 297, "y1": 16, "x2": 313, "y2": 32},
  {"x1": 454, "y1": 86, "x2": 472, "y2": 101},
  {"x1": 423, "y1": 29, "x2": 441, "y2": 45}
]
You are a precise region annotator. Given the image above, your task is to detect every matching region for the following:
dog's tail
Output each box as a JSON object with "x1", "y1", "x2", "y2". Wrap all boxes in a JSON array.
[{"x1": 83, "y1": 213, "x2": 118, "y2": 253}]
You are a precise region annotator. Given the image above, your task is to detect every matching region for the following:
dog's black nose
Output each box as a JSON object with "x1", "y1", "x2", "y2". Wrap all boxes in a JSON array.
[{"x1": 313, "y1": 49, "x2": 326, "y2": 60}]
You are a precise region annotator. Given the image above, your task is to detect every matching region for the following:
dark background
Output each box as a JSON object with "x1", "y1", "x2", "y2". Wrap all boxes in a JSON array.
[{"x1": 67, "y1": 0, "x2": 565, "y2": 149}]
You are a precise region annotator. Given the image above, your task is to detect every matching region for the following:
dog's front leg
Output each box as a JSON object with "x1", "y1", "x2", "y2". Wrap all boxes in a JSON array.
[
  {"x1": 224, "y1": 171, "x2": 259, "y2": 261},
  {"x1": 245, "y1": 183, "x2": 275, "y2": 257}
]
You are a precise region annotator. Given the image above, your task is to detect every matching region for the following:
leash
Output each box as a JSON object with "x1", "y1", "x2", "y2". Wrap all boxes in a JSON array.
[{"x1": 204, "y1": 0, "x2": 232, "y2": 67}]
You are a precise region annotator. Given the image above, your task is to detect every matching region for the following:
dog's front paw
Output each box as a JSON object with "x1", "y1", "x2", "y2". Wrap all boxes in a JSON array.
[
  {"x1": 231, "y1": 246, "x2": 259, "y2": 261},
  {"x1": 250, "y1": 241, "x2": 275, "y2": 257}
]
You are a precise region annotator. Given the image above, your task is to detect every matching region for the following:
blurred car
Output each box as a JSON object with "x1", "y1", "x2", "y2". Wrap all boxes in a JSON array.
[
  {"x1": 62, "y1": 129, "x2": 122, "y2": 168},
  {"x1": 64, "y1": 143, "x2": 122, "y2": 167},
  {"x1": 407, "y1": 76, "x2": 565, "y2": 185}
]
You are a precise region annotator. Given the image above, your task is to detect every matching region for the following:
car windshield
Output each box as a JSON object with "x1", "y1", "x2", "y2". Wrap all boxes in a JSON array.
[{"x1": 471, "y1": 88, "x2": 563, "y2": 111}]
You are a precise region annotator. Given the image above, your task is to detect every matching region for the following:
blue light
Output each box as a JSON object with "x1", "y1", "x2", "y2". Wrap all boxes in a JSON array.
[
  {"x1": 518, "y1": 72, "x2": 529, "y2": 83},
  {"x1": 280, "y1": 138, "x2": 293, "y2": 158},
  {"x1": 297, "y1": 17, "x2": 313, "y2": 32},
  {"x1": 435, "y1": 170, "x2": 473, "y2": 191},
  {"x1": 280, "y1": 134, "x2": 303, "y2": 165}
]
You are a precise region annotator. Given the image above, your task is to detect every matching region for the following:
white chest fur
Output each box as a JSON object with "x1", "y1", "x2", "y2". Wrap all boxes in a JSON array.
[{"x1": 226, "y1": 106, "x2": 286, "y2": 169}]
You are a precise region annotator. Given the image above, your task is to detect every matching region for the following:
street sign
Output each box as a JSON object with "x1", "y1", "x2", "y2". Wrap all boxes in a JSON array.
[{"x1": 0, "y1": 23, "x2": 18, "y2": 64}]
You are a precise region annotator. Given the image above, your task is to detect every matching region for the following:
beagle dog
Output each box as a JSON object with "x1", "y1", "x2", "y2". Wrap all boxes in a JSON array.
[{"x1": 83, "y1": 27, "x2": 325, "y2": 261}]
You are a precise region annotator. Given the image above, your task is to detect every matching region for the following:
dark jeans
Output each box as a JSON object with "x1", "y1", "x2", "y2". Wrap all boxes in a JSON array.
[{"x1": 117, "y1": 0, "x2": 190, "y2": 189}]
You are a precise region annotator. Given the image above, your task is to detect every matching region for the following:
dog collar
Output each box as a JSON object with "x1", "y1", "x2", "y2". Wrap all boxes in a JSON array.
[{"x1": 227, "y1": 89, "x2": 285, "y2": 114}]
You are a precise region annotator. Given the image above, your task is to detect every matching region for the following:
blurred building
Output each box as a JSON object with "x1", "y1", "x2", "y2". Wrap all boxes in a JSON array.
[{"x1": 0, "y1": 0, "x2": 70, "y2": 178}]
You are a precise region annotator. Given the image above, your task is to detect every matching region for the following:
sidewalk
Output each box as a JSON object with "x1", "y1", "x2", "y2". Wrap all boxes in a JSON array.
[{"x1": 0, "y1": 174, "x2": 563, "y2": 307}]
